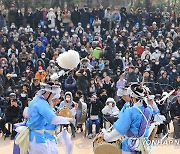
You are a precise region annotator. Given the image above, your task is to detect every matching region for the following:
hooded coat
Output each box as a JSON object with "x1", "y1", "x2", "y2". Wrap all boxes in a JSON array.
[
  {"x1": 46, "y1": 62, "x2": 59, "y2": 76},
  {"x1": 102, "y1": 99, "x2": 119, "y2": 116},
  {"x1": 59, "y1": 92, "x2": 77, "y2": 117}
]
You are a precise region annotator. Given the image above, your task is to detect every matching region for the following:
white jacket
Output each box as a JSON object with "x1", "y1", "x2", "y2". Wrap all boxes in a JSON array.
[
  {"x1": 102, "y1": 105, "x2": 119, "y2": 116},
  {"x1": 47, "y1": 11, "x2": 56, "y2": 28}
]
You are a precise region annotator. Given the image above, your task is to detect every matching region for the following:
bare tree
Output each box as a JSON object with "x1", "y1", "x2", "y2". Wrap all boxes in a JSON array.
[{"x1": 145, "y1": 0, "x2": 152, "y2": 12}]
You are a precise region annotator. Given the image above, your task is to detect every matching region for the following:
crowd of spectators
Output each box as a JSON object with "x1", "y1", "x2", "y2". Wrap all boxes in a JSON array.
[{"x1": 0, "y1": 3, "x2": 180, "y2": 139}]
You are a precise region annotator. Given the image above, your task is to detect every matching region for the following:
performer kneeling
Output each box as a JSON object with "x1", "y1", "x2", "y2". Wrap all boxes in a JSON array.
[{"x1": 102, "y1": 83, "x2": 153, "y2": 154}]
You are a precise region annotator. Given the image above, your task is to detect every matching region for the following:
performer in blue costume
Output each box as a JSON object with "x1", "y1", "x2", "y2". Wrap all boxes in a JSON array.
[
  {"x1": 44, "y1": 88, "x2": 61, "y2": 154},
  {"x1": 103, "y1": 83, "x2": 153, "y2": 154},
  {"x1": 15, "y1": 82, "x2": 73, "y2": 154}
]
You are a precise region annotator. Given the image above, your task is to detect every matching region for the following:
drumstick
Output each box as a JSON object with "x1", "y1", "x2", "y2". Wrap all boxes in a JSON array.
[
  {"x1": 159, "y1": 89, "x2": 175, "y2": 104},
  {"x1": 103, "y1": 116, "x2": 113, "y2": 124},
  {"x1": 107, "y1": 125, "x2": 113, "y2": 132}
]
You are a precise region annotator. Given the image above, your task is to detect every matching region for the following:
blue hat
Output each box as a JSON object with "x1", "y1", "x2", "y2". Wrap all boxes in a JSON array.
[{"x1": 135, "y1": 22, "x2": 139, "y2": 27}]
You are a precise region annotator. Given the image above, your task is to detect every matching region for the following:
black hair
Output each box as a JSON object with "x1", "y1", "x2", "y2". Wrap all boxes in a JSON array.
[
  {"x1": 46, "y1": 92, "x2": 52, "y2": 101},
  {"x1": 142, "y1": 100, "x2": 147, "y2": 108},
  {"x1": 132, "y1": 84, "x2": 147, "y2": 108},
  {"x1": 46, "y1": 82, "x2": 54, "y2": 86},
  {"x1": 135, "y1": 97, "x2": 147, "y2": 108},
  {"x1": 76, "y1": 90, "x2": 82, "y2": 96}
]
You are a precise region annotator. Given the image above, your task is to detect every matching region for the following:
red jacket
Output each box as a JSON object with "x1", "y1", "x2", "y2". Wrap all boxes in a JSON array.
[{"x1": 135, "y1": 46, "x2": 144, "y2": 56}]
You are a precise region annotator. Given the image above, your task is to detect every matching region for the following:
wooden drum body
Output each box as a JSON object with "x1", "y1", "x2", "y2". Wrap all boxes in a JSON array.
[
  {"x1": 93, "y1": 132, "x2": 122, "y2": 154},
  {"x1": 57, "y1": 108, "x2": 73, "y2": 118}
]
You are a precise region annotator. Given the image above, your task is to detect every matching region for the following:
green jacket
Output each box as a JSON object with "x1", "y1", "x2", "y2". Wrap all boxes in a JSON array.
[{"x1": 92, "y1": 47, "x2": 102, "y2": 60}]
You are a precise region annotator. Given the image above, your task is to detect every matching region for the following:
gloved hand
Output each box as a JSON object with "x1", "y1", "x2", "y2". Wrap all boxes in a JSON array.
[{"x1": 101, "y1": 128, "x2": 107, "y2": 134}]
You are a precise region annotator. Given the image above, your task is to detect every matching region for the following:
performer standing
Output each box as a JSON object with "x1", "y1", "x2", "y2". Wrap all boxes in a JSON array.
[
  {"x1": 45, "y1": 92, "x2": 73, "y2": 154},
  {"x1": 102, "y1": 83, "x2": 153, "y2": 154},
  {"x1": 15, "y1": 82, "x2": 73, "y2": 154},
  {"x1": 45, "y1": 88, "x2": 61, "y2": 154}
]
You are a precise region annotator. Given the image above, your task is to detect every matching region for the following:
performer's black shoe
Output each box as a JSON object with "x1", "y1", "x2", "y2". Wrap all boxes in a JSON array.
[
  {"x1": 4, "y1": 132, "x2": 11, "y2": 140},
  {"x1": 72, "y1": 133, "x2": 75, "y2": 138},
  {"x1": 11, "y1": 135, "x2": 15, "y2": 140}
]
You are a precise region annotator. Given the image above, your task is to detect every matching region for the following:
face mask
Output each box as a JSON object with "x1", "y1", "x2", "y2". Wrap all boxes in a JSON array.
[
  {"x1": 119, "y1": 44, "x2": 123, "y2": 47},
  {"x1": 79, "y1": 30, "x2": 83, "y2": 33},
  {"x1": 91, "y1": 98, "x2": 96, "y2": 102},
  {"x1": 27, "y1": 26, "x2": 30, "y2": 28},
  {"x1": 171, "y1": 57, "x2": 175, "y2": 60},
  {"x1": 21, "y1": 93, "x2": 26, "y2": 97},
  {"x1": 65, "y1": 33, "x2": 68, "y2": 37},
  {"x1": 81, "y1": 49, "x2": 85, "y2": 51},
  {"x1": 26, "y1": 70, "x2": 30, "y2": 73},
  {"x1": 71, "y1": 29, "x2": 74, "y2": 33},
  {"x1": 87, "y1": 25, "x2": 90, "y2": 28},
  {"x1": 172, "y1": 69, "x2": 176, "y2": 72},
  {"x1": 50, "y1": 63, "x2": 54, "y2": 66},
  {"x1": 146, "y1": 68, "x2": 150, "y2": 71},
  {"x1": 170, "y1": 29, "x2": 174, "y2": 33},
  {"x1": 41, "y1": 55, "x2": 45, "y2": 58},
  {"x1": 79, "y1": 98, "x2": 84, "y2": 102},
  {"x1": 56, "y1": 35, "x2": 59, "y2": 39},
  {"x1": 22, "y1": 78, "x2": 26, "y2": 81},
  {"x1": 161, "y1": 55, "x2": 164, "y2": 58},
  {"x1": 166, "y1": 50, "x2": 170, "y2": 53},
  {"x1": 18, "y1": 10, "x2": 21, "y2": 13},
  {"x1": 108, "y1": 103, "x2": 112, "y2": 108},
  {"x1": 155, "y1": 50, "x2": 159, "y2": 53},
  {"x1": 155, "y1": 62, "x2": 159, "y2": 65},
  {"x1": 66, "y1": 98, "x2": 71, "y2": 101},
  {"x1": 101, "y1": 94, "x2": 107, "y2": 99},
  {"x1": 39, "y1": 70, "x2": 43, "y2": 72}
]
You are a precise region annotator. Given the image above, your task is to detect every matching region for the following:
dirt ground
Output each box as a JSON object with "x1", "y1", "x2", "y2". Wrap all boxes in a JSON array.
[{"x1": 0, "y1": 124, "x2": 179, "y2": 154}]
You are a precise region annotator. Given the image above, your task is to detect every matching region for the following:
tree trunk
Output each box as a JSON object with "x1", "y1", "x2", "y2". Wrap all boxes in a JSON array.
[
  {"x1": 145, "y1": 0, "x2": 151, "y2": 12},
  {"x1": 131, "y1": 0, "x2": 133, "y2": 6},
  {"x1": 51, "y1": 0, "x2": 62, "y2": 8},
  {"x1": 174, "y1": 0, "x2": 177, "y2": 10},
  {"x1": 137, "y1": 0, "x2": 141, "y2": 6},
  {"x1": 167, "y1": 0, "x2": 170, "y2": 10},
  {"x1": 102, "y1": 0, "x2": 109, "y2": 8}
]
